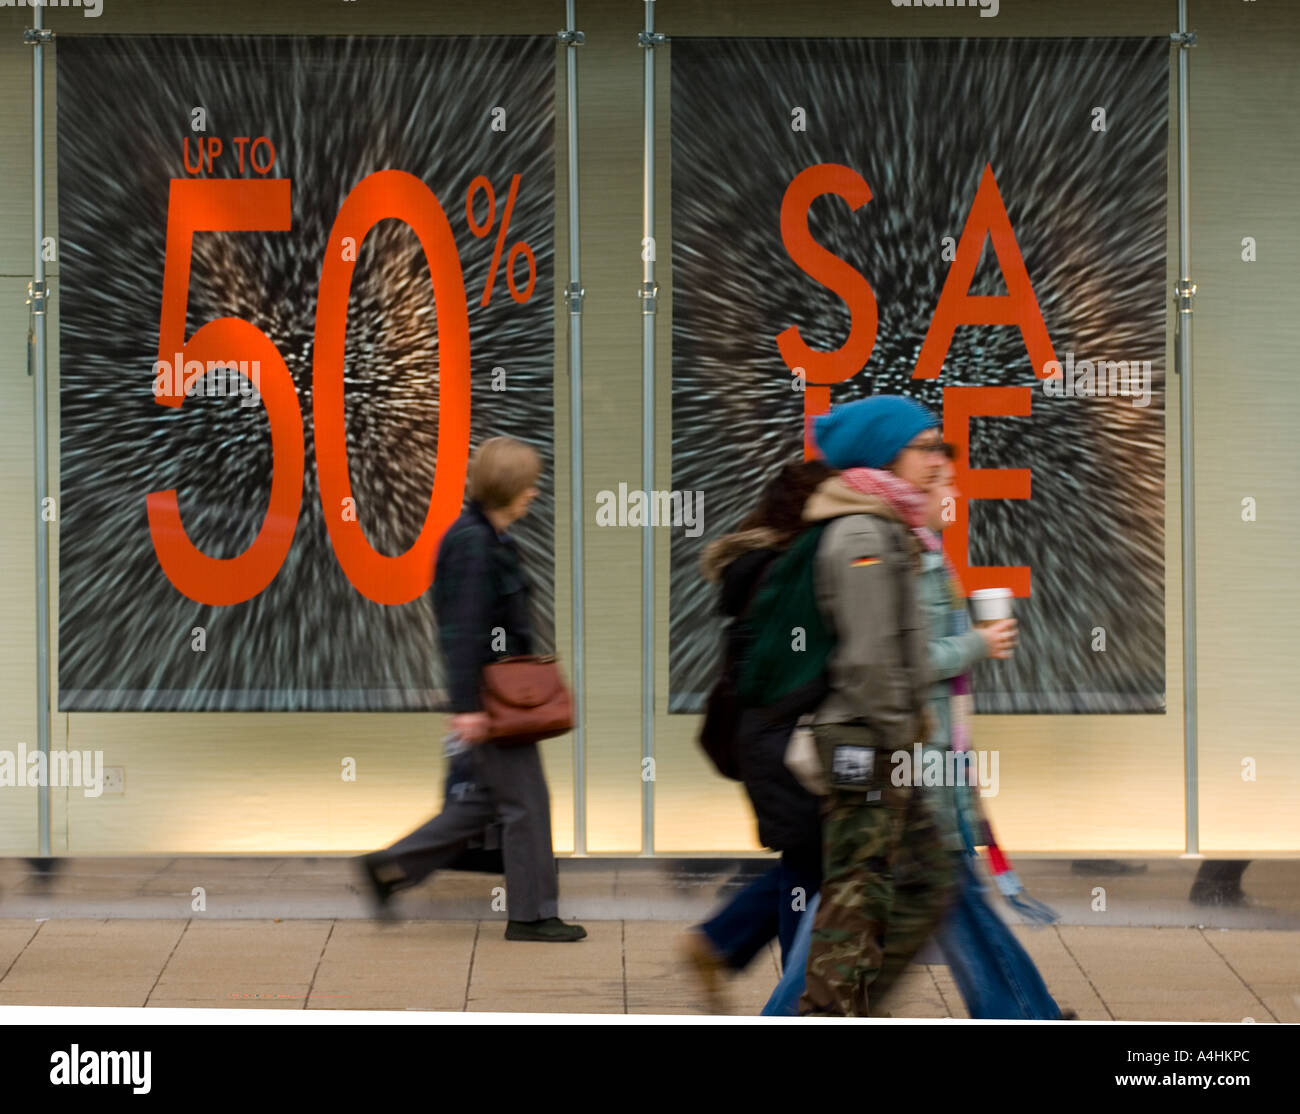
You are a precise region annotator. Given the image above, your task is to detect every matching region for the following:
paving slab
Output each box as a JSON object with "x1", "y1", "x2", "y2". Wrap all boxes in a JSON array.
[
  {"x1": 1105, "y1": 990, "x2": 1269, "y2": 1024},
  {"x1": 0, "y1": 988, "x2": 155, "y2": 1007},
  {"x1": 146, "y1": 997, "x2": 305, "y2": 1009}
]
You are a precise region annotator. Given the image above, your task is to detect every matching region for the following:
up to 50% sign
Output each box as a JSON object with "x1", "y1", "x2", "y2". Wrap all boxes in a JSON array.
[{"x1": 148, "y1": 139, "x2": 535, "y2": 608}]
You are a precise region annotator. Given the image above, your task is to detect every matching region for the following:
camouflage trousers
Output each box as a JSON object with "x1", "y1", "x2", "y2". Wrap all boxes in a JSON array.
[{"x1": 800, "y1": 723, "x2": 959, "y2": 1017}]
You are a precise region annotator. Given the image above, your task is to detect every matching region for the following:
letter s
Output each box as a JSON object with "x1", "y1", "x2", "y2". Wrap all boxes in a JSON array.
[{"x1": 776, "y1": 163, "x2": 878, "y2": 386}]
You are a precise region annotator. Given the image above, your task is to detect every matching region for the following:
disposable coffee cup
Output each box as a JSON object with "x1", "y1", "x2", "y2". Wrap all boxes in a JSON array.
[{"x1": 969, "y1": 588, "x2": 1014, "y2": 625}]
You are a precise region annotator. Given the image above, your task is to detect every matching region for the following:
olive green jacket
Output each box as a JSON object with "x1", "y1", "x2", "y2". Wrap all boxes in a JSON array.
[{"x1": 803, "y1": 477, "x2": 929, "y2": 748}]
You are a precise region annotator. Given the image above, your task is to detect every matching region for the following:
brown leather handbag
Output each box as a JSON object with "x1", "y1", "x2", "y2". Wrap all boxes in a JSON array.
[{"x1": 478, "y1": 654, "x2": 574, "y2": 746}]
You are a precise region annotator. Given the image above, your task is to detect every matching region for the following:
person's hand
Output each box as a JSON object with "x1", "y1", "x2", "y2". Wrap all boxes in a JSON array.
[
  {"x1": 450, "y1": 712, "x2": 491, "y2": 743},
  {"x1": 978, "y1": 618, "x2": 1018, "y2": 659}
]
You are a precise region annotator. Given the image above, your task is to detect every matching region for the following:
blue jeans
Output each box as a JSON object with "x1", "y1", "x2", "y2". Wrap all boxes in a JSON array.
[
  {"x1": 762, "y1": 854, "x2": 1060, "y2": 1018},
  {"x1": 934, "y1": 854, "x2": 1060, "y2": 1018},
  {"x1": 698, "y1": 848, "x2": 821, "y2": 971}
]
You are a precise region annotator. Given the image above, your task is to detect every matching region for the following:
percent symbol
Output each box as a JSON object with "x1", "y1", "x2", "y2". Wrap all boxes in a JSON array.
[{"x1": 464, "y1": 173, "x2": 536, "y2": 307}]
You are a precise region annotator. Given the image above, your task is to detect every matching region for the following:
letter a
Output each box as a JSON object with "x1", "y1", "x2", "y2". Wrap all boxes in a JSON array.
[
  {"x1": 913, "y1": 163, "x2": 1057, "y2": 380},
  {"x1": 595, "y1": 489, "x2": 616, "y2": 527}
]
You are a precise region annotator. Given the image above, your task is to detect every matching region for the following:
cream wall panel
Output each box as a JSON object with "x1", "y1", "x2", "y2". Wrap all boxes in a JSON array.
[{"x1": 1179, "y1": 0, "x2": 1300, "y2": 853}]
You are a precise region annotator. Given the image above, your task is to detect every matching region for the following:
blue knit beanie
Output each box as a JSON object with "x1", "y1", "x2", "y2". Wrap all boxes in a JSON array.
[{"x1": 812, "y1": 395, "x2": 938, "y2": 470}]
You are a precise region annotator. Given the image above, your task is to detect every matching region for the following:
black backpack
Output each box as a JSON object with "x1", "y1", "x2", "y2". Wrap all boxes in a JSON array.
[{"x1": 696, "y1": 548, "x2": 782, "y2": 781}]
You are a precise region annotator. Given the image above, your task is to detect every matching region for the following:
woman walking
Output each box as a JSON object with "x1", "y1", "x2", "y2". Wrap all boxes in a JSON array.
[
  {"x1": 683, "y1": 459, "x2": 834, "y2": 1006},
  {"x1": 358, "y1": 437, "x2": 586, "y2": 943},
  {"x1": 787, "y1": 395, "x2": 958, "y2": 1016}
]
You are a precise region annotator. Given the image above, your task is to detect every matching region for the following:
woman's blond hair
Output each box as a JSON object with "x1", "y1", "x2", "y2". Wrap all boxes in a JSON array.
[{"x1": 467, "y1": 437, "x2": 542, "y2": 509}]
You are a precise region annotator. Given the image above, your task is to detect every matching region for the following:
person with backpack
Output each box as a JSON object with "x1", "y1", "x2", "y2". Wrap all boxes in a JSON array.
[
  {"x1": 773, "y1": 395, "x2": 958, "y2": 1017},
  {"x1": 761, "y1": 442, "x2": 1069, "y2": 1019},
  {"x1": 682, "y1": 459, "x2": 835, "y2": 1009}
]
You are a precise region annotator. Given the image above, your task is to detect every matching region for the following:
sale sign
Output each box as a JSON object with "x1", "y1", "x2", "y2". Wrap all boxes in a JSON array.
[
  {"x1": 57, "y1": 36, "x2": 555, "y2": 711},
  {"x1": 669, "y1": 37, "x2": 1168, "y2": 715}
]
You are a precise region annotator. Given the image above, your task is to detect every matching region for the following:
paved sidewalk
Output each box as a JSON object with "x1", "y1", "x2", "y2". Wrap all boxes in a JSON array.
[{"x1": 0, "y1": 918, "x2": 1295, "y2": 1020}]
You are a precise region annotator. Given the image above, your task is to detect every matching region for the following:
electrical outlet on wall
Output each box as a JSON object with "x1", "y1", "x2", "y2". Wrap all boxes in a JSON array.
[{"x1": 101, "y1": 767, "x2": 124, "y2": 795}]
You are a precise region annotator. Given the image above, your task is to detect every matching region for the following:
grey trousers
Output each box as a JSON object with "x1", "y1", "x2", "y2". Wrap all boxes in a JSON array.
[{"x1": 377, "y1": 741, "x2": 558, "y2": 922}]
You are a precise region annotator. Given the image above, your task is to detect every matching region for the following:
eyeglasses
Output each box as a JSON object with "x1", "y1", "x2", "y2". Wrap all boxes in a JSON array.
[{"x1": 906, "y1": 439, "x2": 947, "y2": 455}]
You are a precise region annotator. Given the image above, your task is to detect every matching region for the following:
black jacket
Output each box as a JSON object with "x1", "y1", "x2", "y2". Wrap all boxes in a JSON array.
[
  {"x1": 718, "y1": 550, "x2": 822, "y2": 856},
  {"x1": 433, "y1": 501, "x2": 533, "y2": 713}
]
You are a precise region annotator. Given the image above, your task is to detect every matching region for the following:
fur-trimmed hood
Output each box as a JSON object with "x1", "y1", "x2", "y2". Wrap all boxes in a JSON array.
[
  {"x1": 701, "y1": 475, "x2": 914, "y2": 584},
  {"x1": 802, "y1": 475, "x2": 902, "y2": 525},
  {"x1": 699, "y1": 526, "x2": 785, "y2": 584}
]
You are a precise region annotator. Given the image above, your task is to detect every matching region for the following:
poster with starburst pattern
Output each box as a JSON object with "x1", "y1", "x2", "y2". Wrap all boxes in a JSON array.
[
  {"x1": 670, "y1": 37, "x2": 1168, "y2": 715},
  {"x1": 57, "y1": 35, "x2": 555, "y2": 711}
]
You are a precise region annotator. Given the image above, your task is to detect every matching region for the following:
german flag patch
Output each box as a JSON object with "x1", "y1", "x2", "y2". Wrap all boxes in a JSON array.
[{"x1": 850, "y1": 557, "x2": 881, "y2": 568}]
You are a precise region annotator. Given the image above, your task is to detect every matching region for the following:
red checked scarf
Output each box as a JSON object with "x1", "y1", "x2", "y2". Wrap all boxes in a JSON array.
[{"x1": 837, "y1": 467, "x2": 938, "y2": 551}]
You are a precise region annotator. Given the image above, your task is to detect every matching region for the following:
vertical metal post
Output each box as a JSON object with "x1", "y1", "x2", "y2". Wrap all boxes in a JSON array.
[
  {"x1": 1173, "y1": 3, "x2": 1199, "y2": 856},
  {"x1": 559, "y1": 6, "x2": 587, "y2": 855},
  {"x1": 637, "y1": 4, "x2": 664, "y2": 856},
  {"x1": 28, "y1": 8, "x2": 52, "y2": 858}
]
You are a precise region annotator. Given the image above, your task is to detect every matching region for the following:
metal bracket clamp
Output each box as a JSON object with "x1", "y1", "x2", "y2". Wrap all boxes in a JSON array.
[
  {"x1": 26, "y1": 280, "x2": 49, "y2": 316},
  {"x1": 637, "y1": 280, "x2": 659, "y2": 314},
  {"x1": 1169, "y1": 31, "x2": 1197, "y2": 47},
  {"x1": 637, "y1": 31, "x2": 668, "y2": 48},
  {"x1": 24, "y1": 28, "x2": 55, "y2": 45},
  {"x1": 556, "y1": 30, "x2": 585, "y2": 46},
  {"x1": 563, "y1": 282, "x2": 586, "y2": 313},
  {"x1": 1173, "y1": 280, "x2": 1197, "y2": 375}
]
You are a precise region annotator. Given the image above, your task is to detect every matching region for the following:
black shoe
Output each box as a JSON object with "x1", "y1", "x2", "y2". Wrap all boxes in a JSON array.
[
  {"x1": 357, "y1": 853, "x2": 402, "y2": 921},
  {"x1": 504, "y1": 917, "x2": 587, "y2": 942},
  {"x1": 1058, "y1": 1009, "x2": 1078, "y2": 1021}
]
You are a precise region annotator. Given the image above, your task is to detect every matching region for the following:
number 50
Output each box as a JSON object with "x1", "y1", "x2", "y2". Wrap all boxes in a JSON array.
[{"x1": 147, "y1": 172, "x2": 471, "y2": 607}]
